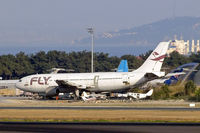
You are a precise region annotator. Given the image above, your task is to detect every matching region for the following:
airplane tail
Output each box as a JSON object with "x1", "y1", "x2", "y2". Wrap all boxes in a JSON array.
[
  {"x1": 82, "y1": 91, "x2": 89, "y2": 97},
  {"x1": 146, "y1": 89, "x2": 153, "y2": 96},
  {"x1": 81, "y1": 91, "x2": 88, "y2": 101},
  {"x1": 135, "y1": 42, "x2": 170, "y2": 74},
  {"x1": 117, "y1": 60, "x2": 128, "y2": 72}
]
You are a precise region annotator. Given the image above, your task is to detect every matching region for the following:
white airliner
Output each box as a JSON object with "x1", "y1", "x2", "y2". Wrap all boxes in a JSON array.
[{"x1": 16, "y1": 41, "x2": 170, "y2": 98}]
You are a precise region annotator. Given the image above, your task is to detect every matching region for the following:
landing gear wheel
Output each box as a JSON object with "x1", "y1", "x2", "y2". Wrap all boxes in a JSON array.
[{"x1": 74, "y1": 89, "x2": 80, "y2": 100}]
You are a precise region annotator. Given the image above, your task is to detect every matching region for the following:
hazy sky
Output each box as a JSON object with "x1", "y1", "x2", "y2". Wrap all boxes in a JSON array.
[{"x1": 0, "y1": 0, "x2": 200, "y2": 52}]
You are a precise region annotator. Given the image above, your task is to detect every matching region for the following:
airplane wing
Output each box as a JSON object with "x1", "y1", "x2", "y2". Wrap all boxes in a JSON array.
[
  {"x1": 165, "y1": 72, "x2": 186, "y2": 78},
  {"x1": 55, "y1": 80, "x2": 93, "y2": 89}
]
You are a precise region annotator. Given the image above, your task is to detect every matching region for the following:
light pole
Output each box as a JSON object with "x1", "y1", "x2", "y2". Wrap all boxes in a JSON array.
[{"x1": 87, "y1": 27, "x2": 94, "y2": 73}]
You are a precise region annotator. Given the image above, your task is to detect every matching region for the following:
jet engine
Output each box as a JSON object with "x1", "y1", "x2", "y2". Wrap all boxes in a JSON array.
[{"x1": 45, "y1": 86, "x2": 59, "y2": 97}]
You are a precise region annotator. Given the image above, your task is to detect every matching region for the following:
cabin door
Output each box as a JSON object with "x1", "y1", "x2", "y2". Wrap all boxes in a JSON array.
[
  {"x1": 94, "y1": 75, "x2": 99, "y2": 88},
  {"x1": 122, "y1": 74, "x2": 130, "y2": 85}
]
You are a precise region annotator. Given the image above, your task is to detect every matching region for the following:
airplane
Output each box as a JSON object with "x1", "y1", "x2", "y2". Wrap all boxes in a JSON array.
[
  {"x1": 15, "y1": 41, "x2": 170, "y2": 98},
  {"x1": 81, "y1": 89, "x2": 153, "y2": 101},
  {"x1": 81, "y1": 91, "x2": 106, "y2": 101},
  {"x1": 115, "y1": 89, "x2": 153, "y2": 99},
  {"x1": 81, "y1": 91, "x2": 97, "y2": 101},
  {"x1": 141, "y1": 72, "x2": 185, "y2": 88},
  {"x1": 142, "y1": 62, "x2": 199, "y2": 88}
]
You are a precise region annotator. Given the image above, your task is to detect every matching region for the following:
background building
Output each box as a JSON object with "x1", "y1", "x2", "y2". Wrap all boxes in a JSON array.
[{"x1": 167, "y1": 40, "x2": 200, "y2": 55}]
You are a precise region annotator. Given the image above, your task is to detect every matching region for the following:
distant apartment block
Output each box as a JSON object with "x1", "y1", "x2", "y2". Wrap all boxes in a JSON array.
[{"x1": 167, "y1": 40, "x2": 200, "y2": 55}]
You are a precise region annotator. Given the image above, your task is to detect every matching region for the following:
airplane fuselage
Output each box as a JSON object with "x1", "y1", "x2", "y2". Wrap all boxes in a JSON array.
[{"x1": 16, "y1": 71, "x2": 146, "y2": 93}]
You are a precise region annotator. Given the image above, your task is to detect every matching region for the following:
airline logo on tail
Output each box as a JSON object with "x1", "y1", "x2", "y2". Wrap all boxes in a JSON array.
[{"x1": 151, "y1": 52, "x2": 166, "y2": 62}]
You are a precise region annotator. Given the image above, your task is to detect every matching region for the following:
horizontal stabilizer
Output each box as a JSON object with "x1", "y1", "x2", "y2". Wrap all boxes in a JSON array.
[
  {"x1": 152, "y1": 71, "x2": 165, "y2": 77},
  {"x1": 146, "y1": 89, "x2": 153, "y2": 96},
  {"x1": 145, "y1": 71, "x2": 165, "y2": 80}
]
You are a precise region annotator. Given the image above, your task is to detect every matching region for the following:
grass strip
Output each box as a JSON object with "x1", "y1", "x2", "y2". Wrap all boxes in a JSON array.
[{"x1": 0, "y1": 109, "x2": 200, "y2": 123}]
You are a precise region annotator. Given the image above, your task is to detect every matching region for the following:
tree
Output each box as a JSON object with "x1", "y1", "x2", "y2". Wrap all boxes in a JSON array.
[
  {"x1": 163, "y1": 51, "x2": 190, "y2": 69},
  {"x1": 15, "y1": 52, "x2": 34, "y2": 78},
  {"x1": 189, "y1": 52, "x2": 200, "y2": 63},
  {"x1": 2, "y1": 48, "x2": 200, "y2": 80}
]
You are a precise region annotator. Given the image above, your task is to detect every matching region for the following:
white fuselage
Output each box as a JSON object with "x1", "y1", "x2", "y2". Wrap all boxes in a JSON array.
[{"x1": 16, "y1": 71, "x2": 146, "y2": 93}]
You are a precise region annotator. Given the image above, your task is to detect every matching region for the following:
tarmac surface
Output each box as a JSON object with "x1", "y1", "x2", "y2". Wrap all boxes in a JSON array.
[
  {"x1": 0, "y1": 122, "x2": 200, "y2": 133},
  {"x1": 1, "y1": 106, "x2": 200, "y2": 111},
  {"x1": 1, "y1": 97, "x2": 200, "y2": 132}
]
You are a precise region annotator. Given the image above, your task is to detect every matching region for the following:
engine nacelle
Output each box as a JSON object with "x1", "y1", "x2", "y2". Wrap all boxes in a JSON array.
[{"x1": 45, "y1": 86, "x2": 59, "y2": 97}]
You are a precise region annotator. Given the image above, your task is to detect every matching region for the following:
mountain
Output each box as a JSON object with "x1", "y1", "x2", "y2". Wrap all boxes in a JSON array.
[{"x1": 73, "y1": 16, "x2": 200, "y2": 55}]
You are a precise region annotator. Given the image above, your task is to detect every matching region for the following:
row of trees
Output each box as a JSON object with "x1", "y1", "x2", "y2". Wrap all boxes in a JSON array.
[
  {"x1": 0, "y1": 50, "x2": 200, "y2": 79},
  {"x1": 0, "y1": 50, "x2": 144, "y2": 79}
]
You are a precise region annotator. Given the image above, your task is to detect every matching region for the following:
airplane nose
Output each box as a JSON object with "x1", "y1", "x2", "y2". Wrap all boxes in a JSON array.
[
  {"x1": 15, "y1": 80, "x2": 23, "y2": 89},
  {"x1": 15, "y1": 81, "x2": 21, "y2": 89}
]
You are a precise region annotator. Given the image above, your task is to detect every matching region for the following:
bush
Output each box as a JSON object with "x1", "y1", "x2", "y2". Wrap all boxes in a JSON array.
[
  {"x1": 184, "y1": 80, "x2": 196, "y2": 96},
  {"x1": 151, "y1": 85, "x2": 170, "y2": 100},
  {"x1": 162, "y1": 85, "x2": 170, "y2": 98},
  {"x1": 195, "y1": 88, "x2": 200, "y2": 102}
]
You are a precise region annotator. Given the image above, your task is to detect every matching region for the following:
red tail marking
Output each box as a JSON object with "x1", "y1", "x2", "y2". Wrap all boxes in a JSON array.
[{"x1": 151, "y1": 54, "x2": 166, "y2": 61}]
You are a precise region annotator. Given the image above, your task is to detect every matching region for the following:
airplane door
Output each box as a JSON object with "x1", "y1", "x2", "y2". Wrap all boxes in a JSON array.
[
  {"x1": 122, "y1": 74, "x2": 130, "y2": 85},
  {"x1": 94, "y1": 75, "x2": 99, "y2": 88}
]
